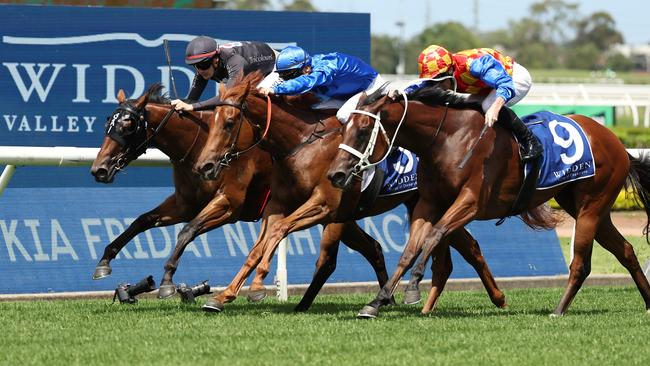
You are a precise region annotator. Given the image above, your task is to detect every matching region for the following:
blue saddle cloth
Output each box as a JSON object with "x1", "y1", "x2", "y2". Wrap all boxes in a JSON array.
[
  {"x1": 377, "y1": 147, "x2": 418, "y2": 196},
  {"x1": 522, "y1": 111, "x2": 595, "y2": 189}
]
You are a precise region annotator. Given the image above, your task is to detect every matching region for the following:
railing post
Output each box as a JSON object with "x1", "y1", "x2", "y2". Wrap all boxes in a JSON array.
[{"x1": 0, "y1": 165, "x2": 17, "y2": 197}]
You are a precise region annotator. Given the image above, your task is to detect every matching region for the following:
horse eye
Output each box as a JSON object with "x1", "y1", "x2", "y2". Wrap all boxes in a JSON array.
[{"x1": 224, "y1": 118, "x2": 235, "y2": 131}]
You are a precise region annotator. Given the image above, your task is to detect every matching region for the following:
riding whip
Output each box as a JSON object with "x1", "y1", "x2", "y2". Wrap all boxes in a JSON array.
[
  {"x1": 163, "y1": 39, "x2": 180, "y2": 100},
  {"x1": 458, "y1": 123, "x2": 489, "y2": 169}
]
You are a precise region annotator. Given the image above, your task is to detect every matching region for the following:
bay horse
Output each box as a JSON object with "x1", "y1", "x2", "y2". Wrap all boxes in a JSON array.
[
  {"x1": 327, "y1": 85, "x2": 650, "y2": 318},
  {"x1": 194, "y1": 72, "x2": 506, "y2": 312},
  {"x1": 90, "y1": 84, "x2": 401, "y2": 309}
]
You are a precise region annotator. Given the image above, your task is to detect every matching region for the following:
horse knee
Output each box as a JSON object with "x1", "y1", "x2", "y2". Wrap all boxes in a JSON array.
[{"x1": 177, "y1": 224, "x2": 197, "y2": 244}]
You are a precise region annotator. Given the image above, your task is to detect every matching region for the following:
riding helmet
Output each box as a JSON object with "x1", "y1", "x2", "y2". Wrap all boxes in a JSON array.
[
  {"x1": 185, "y1": 36, "x2": 218, "y2": 65},
  {"x1": 418, "y1": 45, "x2": 453, "y2": 78},
  {"x1": 276, "y1": 45, "x2": 312, "y2": 72}
]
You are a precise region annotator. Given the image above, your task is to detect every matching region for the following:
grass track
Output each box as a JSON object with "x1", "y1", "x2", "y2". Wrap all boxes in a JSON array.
[{"x1": 1, "y1": 287, "x2": 649, "y2": 365}]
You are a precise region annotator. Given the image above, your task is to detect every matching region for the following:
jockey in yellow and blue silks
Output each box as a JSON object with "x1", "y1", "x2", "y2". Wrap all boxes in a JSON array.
[
  {"x1": 258, "y1": 45, "x2": 385, "y2": 123},
  {"x1": 404, "y1": 45, "x2": 542, "y2": 162}
]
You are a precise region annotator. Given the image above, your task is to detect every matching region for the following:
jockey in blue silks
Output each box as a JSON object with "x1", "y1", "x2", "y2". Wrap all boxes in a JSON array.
[{"x1": 258, "y1": 45, "x2": 385, "y2": 123}]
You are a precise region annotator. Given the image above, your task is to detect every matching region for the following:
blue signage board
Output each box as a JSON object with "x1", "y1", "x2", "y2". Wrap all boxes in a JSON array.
[
  {"x1": 0, "y1": 187, "x2": 567, "y2": 294},
  {"x1": 0, "y1": 5, "x2": 370, "y2": 187},
  {"x1": 0, "y1": 5, "x2": 567, "y2": 294}
]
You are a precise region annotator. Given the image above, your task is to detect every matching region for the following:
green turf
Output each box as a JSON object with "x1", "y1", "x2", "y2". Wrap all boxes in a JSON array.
[
  {"x1": 1, "y1": 288, "x2": 649, "y2": 365},
  {"x1": 558, "y1": 236, "x2": 650, "y2": 274}
]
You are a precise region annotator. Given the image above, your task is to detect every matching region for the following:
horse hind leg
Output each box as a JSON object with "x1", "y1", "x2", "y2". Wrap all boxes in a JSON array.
[
  {"x1": 595, "y1": 216, "x2": 650, "y2": 312},
  {"x1": 552, "y1": 209, "x2": 598, "y2": 316},
  {"x1": 421, "y1": 243, "x2": 452, "y2": 314},
  {"x1": 449, "y1": 229, "x2": 506, "y2": 308}
]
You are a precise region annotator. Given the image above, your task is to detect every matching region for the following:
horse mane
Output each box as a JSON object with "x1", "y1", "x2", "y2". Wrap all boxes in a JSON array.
[
  {"x1": 221, "y1": 71, "x2": 265, "y2": 101},
  {"x1": 143, "y1": 83, "x2": 170, "y2": 104},
  {"x1": 408, "y1": 86, "x2": 483, "y2": 111}
]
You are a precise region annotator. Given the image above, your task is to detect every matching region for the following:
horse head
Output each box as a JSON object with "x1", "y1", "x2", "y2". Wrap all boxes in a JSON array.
[
  {"x1": 195, "y1": 72, "x2": 265, "y2": 180},
  {"x1": 91, "y1": 85, "x2": 160, "y2": 183},
  {"x1": 327, "y1": 84, "x2": 394, "y2": 190}
]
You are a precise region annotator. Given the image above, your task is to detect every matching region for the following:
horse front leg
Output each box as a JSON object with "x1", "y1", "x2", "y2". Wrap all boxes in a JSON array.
[
  {"x1": 93, "y1": 195, "x2": 188, "y2": 280},
  {"x1": 294, "y1": 223, "x2": 344, "y2": 311},
  {"x1": 158, "y1": 194, "x2": 234, "y2": 299},
  {"x1": 357, "y1": 198, "x2": 438, "y2": 318},
  {"x1": 247, "y1": 193, "x2": 333, "y2": 300},
  {"x1": 203, "y1": 209, "x2": 282, "y2": 312},
  {"x1": 413, "y1": 195, "x2": 478, "y2": 314}
]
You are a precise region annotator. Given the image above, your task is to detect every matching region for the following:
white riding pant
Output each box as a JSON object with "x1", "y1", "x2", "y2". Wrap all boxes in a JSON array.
[
  {"x1": 481, "y1": 62, "x2": 532, "y2": 112},
  {"x1": 337, "y1": 74, "x2": 386, "y2": 123}
]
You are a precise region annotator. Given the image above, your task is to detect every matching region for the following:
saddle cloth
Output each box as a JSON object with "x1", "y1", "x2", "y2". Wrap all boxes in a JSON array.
[
  {"x1": 522, "y1": 111, "x2": 595, "y2": 190},
  {"x1": 362, "y1": 147, "x2": 418, "y2": 196}
]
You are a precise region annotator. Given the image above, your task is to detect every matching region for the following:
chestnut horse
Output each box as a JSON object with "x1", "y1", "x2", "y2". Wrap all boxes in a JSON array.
[
  {"x1": 90, "y1": 84, "x2": 401, "y2": 309},
  {"x1": 327, "y1": 85, "x2": 650, "y2": 318},
  {"x1": 194, "y1": 72, "x2": 506, "y2": 312}
]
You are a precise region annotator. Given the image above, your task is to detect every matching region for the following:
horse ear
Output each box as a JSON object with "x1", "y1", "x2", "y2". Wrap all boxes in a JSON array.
[
  {"x1": 134, "y1": 91, "x2": 149, "y2": 110},
  {"x1": 356, "y1": 92, "x2": 368, "y2": 109},
  {"x1": 116, "y1": 89, "x2": 126, "y2": 103}
]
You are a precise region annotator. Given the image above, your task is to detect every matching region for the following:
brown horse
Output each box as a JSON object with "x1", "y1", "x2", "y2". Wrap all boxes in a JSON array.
[
  {"x1": 90, "y1": 84, "x2": 272, "y2": 298},
  {"x1": 327, "y1": 85, "x2": 650, "y2": 318},
  {"x1": 194, "y1": 72, "x2": 506, "y2": 312},
  {"x1": 90, "y1": 84, "x2": 401, "y2": 309}
]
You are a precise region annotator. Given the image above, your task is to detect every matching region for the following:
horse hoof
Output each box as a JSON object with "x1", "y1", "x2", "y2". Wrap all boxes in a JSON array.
[
  {"x1": 92, "y1": 266, "x2": 112, "y2": 280},
  {"x1": 549, "y1": 313, "x2": 563, "y2": 318},
  {"x1": 202, "y1": 298, "x2": 225, "y2": 313},
  {"x1": 246, "y1": 290, "x2": 267, "y2": 303},
  {"x1": 403, "y1": 289, "x2": 422, "y2": 305},
  {"x1": 356, "y1": 305, "x2": 379, "y2": 319},
  {"x1": 157, "y1": 284, "x2": 176, "y2": 299}
]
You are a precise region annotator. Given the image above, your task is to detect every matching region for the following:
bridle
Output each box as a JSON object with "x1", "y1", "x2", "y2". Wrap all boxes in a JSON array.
[
  {"x1": 337, "y1": 90, "x2": 410, "y2": 179},
  {"x1": 105, "y1": 101, "x2": 180, "y2": 171},
  {"x1": 215, "y1": 95, "x2": 272, "y2": 168},
  {"x1": 337, "y1": 76, "x2": 456, "y2": 179}
]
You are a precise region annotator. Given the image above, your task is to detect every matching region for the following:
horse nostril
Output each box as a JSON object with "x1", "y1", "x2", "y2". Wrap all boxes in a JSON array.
[
  {"x1": 199, "y1": 162, "x2": 215, "y2": 176},
  {"x1": 328, "y1": 171, "x2": 347, "y2": 189},
  {"x1": 93, "y1": 167, "x2": 108, "y2": 179}
]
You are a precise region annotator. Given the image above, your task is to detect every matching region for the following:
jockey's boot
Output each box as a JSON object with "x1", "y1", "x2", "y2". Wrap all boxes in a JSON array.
[{"x1": 499, "y1": 107, "x2": 543, "y2": 161}]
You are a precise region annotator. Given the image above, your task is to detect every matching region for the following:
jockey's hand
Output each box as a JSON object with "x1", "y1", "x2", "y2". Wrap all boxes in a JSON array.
[
  {"x1": 171, "y1": 99, "x2": 193, "y2": 112},
  {"x1": 258, "y1": 87, "x2": 274, "y2": 96},
  {"x1": 387, "y1": 89, "x2": 400, "y2": 100},
  {"x1": 484, "y1": 97, "x2": 506, "y2": 128}
]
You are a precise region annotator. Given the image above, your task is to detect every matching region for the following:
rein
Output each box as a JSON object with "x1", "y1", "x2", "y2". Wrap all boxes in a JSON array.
[
  {"x1": 337, "y1": 90, "x2": 410, "y2": 177},
  {"x1": 218, "y1": 95, "x2": 272, "y2": 167},
  {"x1": 337, "y1": 75, "x2": 456, "y2": 177}
]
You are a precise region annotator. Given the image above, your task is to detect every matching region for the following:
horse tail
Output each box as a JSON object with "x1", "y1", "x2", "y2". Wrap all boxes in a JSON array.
[
  {"x1": 626, "y1": 152, "x2": 650, "y2": 243},
  {"x1": 519, "y1": 204, "x2": 561, "y2": 231}
]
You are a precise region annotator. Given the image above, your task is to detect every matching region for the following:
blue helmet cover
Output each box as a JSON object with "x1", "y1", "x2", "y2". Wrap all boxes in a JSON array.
[{"x1": 276, "y1": 45, "x2": 311, "y2": 71}]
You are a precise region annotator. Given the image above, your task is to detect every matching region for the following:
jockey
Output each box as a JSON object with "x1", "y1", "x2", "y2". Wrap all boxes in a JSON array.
[
  {"x1": 408, "y1": 45, "x2": 542, "y2": 161},
  {"x1": 171, "y1": 36, "x2": 276, "y2": 112},
  {"x1": 258, "y1": 45, "x2": 384, "y2": 123}
]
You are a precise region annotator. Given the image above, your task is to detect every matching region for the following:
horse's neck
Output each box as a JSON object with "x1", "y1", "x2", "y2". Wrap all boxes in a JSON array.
[
  {"x1": 146, "y1": 104, "x2": 207, "y2": 162},
  {"x1": 247, "y1": 95, "x2": 329, "y2": 156},
  {"x1": 387, "y1": 102, "x2": 469, "y2": 154}
]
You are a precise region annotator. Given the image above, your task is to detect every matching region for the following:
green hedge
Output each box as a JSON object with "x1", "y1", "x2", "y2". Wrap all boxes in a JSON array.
[
  {"x1": 610, "y1": 126, "x2": 650, "y2": 148},
  {"x1": 549, "y1": 189, "x2": 642, "y2": 211}
]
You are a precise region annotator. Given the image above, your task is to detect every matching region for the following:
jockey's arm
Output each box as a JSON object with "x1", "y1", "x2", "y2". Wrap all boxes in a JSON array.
[
  {"x1": 273, "y1": 64, "x2": 336, "y2": 95},
  {"x1": 469, "y1": 54, "x2": 515, "y2": 103},
  {"x1": 470, "y1": 54, "x2": 515, "y2": 127}
]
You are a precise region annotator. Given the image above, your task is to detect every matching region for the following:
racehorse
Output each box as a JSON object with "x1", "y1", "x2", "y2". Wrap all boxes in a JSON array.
[
  {"x1": 194, "y1": 72, "x2": 506, "y2": 312},
  {"x1": 90, "y1": 84, "x2": 399, "y2": 308},
  {"x1": 327, "y1": 84, "x2": 650, "y2": 317}
]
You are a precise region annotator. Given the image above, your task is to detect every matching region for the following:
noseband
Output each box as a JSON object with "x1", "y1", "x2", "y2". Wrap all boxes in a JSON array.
[{"x1": 337, "y1": 90, "x2": 410, "y2": 178}]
